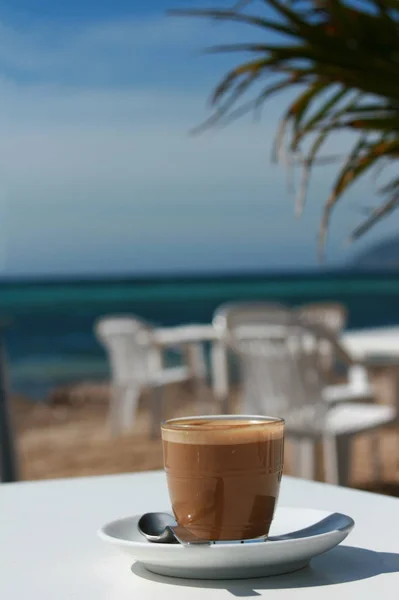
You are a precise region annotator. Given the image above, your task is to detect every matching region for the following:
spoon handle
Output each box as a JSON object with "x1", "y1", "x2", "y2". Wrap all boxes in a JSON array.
[
  {"x1": 267, "y1": 512, "x2": 355, "y2": 542},
  {"x1": 189, "y1": 512, "x2": 354, "y2": 545}
]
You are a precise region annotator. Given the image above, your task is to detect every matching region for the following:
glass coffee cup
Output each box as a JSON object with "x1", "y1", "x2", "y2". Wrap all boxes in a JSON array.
[{"x1": 161, "y1": 415, "x2": 284, "y2": 541}]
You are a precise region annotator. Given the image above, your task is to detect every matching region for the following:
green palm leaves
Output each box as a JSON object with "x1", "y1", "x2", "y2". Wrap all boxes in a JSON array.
[{"x1": 170, "y1": 1, "x2": 399, "y2": 256}]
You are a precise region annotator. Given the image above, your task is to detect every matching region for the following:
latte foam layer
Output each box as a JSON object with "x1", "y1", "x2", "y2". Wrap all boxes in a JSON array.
[{"x1": 161, "y1": 416, "x2": 284, "y2": 445}]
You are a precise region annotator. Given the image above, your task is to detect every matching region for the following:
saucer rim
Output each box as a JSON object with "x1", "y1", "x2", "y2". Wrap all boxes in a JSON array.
[{"x1": 98, "y1": 506, "x2": 354, "y2": 551}]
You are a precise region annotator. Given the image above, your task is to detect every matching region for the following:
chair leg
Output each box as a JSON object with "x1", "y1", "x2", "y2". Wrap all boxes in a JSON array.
[
  {"x1": 292, "y1": 438, "x2": 316, "y2": 481},
  {"x1": 121, "y1": 386, "x2": 140, "y2": 434},
  {"x1": 211, "y1": 340, "x2": 229, "y2": 413},
  {"x1": 323, "y1": 433, "x2": 352, "y2": 487},
  {"x1": 150, "y1": 386, "x2": 163, "y2": 440},
  {"x1": 108, "y1": 386, "x2": 124, "y2": 438},
  {"x1": 185, "y1": 342, "x2": 209, "y2": 415},
  {"x1": 322, "y1": 434, "x2": 339, "y2": 485},
  {"x1": 186, "y1": 342, "x2": 207, "y2": 381},
  {"x1": 337, "y1": 434, "x2": 352, "y2": 487},
  {"x1": 108, "y1": 385, "x2": 140, "y2": 437}
]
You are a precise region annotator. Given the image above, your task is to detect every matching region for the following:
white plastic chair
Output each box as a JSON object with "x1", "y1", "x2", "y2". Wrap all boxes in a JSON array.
[
  {"x1": 296, "y1": 302, "x2": 348, "y2": 335},
  {"x1": 213, "y1": 301, "x2": 373, "y2": 408},
  {"x1": 214, "y1": 304, "x2": 397, "y2": 486},
  {"x1": 211, "y1": 302, "x2": 287, "y2": 412},
  {"x1": 296, "y1": 301, "x2": 374, "y2": 403},
  {"x1": 95, "y1": 316, "x2": 205, "y2": 438}
]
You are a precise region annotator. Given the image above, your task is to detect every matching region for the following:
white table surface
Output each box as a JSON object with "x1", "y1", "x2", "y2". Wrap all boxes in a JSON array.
[
  {"x1": 154, "y1": 323, "x2": 399, "y2": 360},
  {"x1": 153, "y1": 324, "x2": 399, "y2": 404},
  {"x1": 154, "y1": 324, "x2": 216, "y2": 345},
  {"x1": 2, "y1": 471, "x2": 399, "y2": 599},
  {"x1": 342, "y1": 327, "x2": 399, "y2": 359}
]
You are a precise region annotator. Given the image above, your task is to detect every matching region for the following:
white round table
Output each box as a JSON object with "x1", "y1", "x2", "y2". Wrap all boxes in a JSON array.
[{"x1": 2, "y1": 471, "x2": 399, "y2": 599}]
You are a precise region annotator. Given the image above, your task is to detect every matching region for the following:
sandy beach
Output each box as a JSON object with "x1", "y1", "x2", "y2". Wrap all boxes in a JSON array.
[{"x1": 11, "y1": 375, "x2": 399, "y2": 496}]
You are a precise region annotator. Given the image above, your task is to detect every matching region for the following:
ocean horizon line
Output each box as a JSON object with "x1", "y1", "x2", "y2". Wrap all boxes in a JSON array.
[{"x1": 0, "y1": 266, "x2": 398, "y2": 287}]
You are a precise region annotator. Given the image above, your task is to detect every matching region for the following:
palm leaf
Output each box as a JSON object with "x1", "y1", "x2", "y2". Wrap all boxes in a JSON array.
[
  {"x1": 168, "y1": 8, "x2": 298, "y2": 37},
  {"x1": 171, "y1": 0, "x2": 399, "y2": 254},
  {"x1": 349, "y1": 192, "x2": 399, "y2": 241},
  {"x1": 290, "y1": 87, "x2": 350, "y2": 150},
  {"x1": 342, "y1": 118, "x2": 399, "y2": 131},
  {"x1": 319, "y1": 136, "x2": 399, "y2": 255},
  {"x1": 294, "y1": 91, "x2": 362, "y2": 215}
]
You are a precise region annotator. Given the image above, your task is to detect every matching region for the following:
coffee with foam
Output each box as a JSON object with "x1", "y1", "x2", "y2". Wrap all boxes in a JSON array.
[{"x1": 161, "y1": 416, "x2": 284, "y2": 541}]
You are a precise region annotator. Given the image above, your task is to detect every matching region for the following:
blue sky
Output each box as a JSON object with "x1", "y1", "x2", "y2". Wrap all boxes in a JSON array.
[{"x1": 0, "y1": 0, "x2": 397, "y2": 276}]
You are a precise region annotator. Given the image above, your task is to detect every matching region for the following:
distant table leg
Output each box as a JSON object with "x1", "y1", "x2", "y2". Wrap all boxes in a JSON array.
[{"x1": 211, "y1": 340, "x2": 229, "y2": 413}]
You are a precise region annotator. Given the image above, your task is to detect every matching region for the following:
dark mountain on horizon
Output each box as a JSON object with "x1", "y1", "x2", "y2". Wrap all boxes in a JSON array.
[{"x1": 352, "y1": 236, "x2": 399, "y2": 269}]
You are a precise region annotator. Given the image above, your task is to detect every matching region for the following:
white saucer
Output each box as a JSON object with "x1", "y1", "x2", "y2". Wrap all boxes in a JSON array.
[{"x1": 98, "y1": 507, "x2": 354, "y2": 580}]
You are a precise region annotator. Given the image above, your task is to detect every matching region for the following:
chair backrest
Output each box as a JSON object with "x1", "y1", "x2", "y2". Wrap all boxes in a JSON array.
[
  {"x1": 214, "y1": 303, "x2": 352, "y2": 432},
  {"x1": 95, "y1": 316, "x2": 158, "y2": 386},
  {"x1": 295, "y1": 302, "x2": 348, "y2": 375},
  {"x1": 214, "y1": 302, "x2": 291, "y2": 338},
  {"x1": 295, "y1": 302, "x2": 347, "y2": 335}
]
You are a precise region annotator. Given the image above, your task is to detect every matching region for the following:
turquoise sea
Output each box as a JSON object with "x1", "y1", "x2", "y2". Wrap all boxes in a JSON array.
[{"x1": 2, "y1": 270, "x2": 399, "y2": 399}]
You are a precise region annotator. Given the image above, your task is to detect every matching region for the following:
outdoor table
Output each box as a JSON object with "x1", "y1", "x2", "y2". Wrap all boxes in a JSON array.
[
  {"x1": 2, "y1": 470, "x2": 398, "y2": 599},
  {"x1": 153, "y1": 324, "x2": 229, "y2": 409},
  {"x1": 342, "y1": 327, "x2": 399, "y2": 410},
  {"x1": 154, "y1": 324, "x2": 399, "y2": 411},
  {"x1": 342, "y1": 327, "x2": 399, "y2": 360}
]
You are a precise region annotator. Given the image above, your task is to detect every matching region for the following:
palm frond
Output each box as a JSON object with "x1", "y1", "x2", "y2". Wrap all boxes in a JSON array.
[
  {"x1": 171, "y1": 0, "x2": 399, "y2": 255},
  {"x1": 349, "y1": 192, "x2": 399, "y2": 241},
  {"x1": 319, "y1": 135, "x2": 399, "y2": 255},
  {"x1": 294, "y1": 91, "x2": 361, "y2": 215}
]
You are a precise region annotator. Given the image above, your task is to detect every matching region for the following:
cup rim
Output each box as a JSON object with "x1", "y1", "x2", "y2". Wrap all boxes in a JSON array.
[{"x1": 161, "y1": 414, "x2": 285, "y2": 431}]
